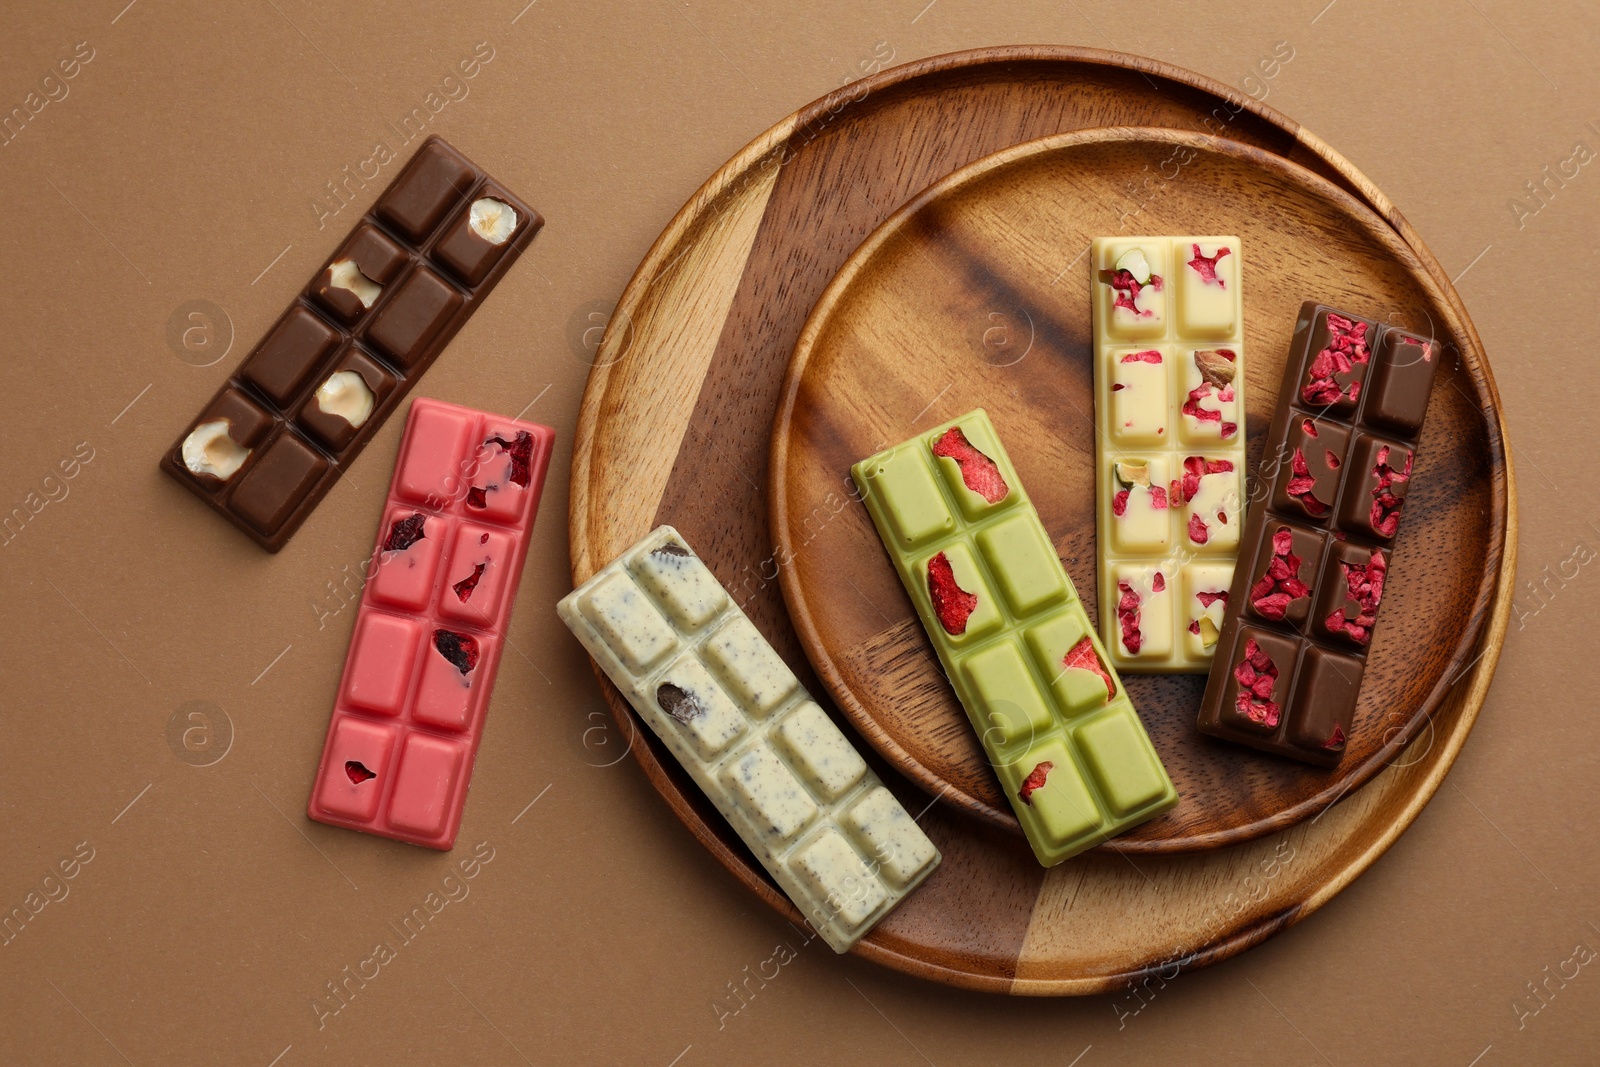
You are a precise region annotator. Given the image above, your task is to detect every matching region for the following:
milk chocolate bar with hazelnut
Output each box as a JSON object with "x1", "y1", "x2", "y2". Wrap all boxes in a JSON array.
[
  {"x1": 1196, "y1": 302, "x2": 1438, "y2": 766},
  {"x1": 160, "y1": 136, "x2": 542, "y2": 551}
]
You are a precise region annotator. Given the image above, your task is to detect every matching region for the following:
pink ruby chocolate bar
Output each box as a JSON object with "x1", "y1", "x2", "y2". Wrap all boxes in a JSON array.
[{"x1": 307, "y1": 397, "x2": 554, "y2": 848}]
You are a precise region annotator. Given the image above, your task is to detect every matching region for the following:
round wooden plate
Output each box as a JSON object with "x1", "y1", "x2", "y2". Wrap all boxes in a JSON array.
[
  {"x1": 570, "y1": 47, "x2": 1514, "y2": 993},
  {"x1": 771, "y1": 127, "x2": 1500, "y2": 851}
]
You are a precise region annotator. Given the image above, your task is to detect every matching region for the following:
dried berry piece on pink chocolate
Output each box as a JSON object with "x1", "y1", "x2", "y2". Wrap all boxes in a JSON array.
[
  {"x1": 1302, "y1": 312, "x2": 1371, "y2": 406},
  {"x1": 1117, "y1": 580, "x2": 1143, "y2": 654},
  {"x1": 485, "y1": 431, "x2": 534, "y2": 488},
  {"x1": 1063, "y1": 636, "x2": 1115, "y2": 700},
  {"x1": 1368, "y1": 446, "x2": 1412, "y2": 537},
  {"x1": 656, "y1": 683, "x2": 706, "y2": 724},
  {"x1": 1325, "y1": 549, "x2": 1387, "y2": 644},
  {"x1": 433, "y1": 629, "x2": 480, "y2": 675},
  {"x1": 466, "y1": 486, "x2": 488, "y2": 509},
  {"x1": 344, "y1": 760, "x2": 376, "y2": 784},
  {"x1": 1285, "y1": 449, "x2": 1331, "y2": 517},
  {"x1": 384, "y1": 513, "x2": 427, "y2": 551},
  {"x1": 453, "y1": 562, "x2": 487, "y2": 601},
  {"x1": 1232, "y1": 639, "x2": 1281, "y2": 727},
  {"x1": 931, "y1": 427, "x2": 1008, "y2": 503},
  {"x1": 1186, "y1": 243, "x2": 1231, "y2": 285},
  {"x1": 1249, "y1": 528, "x2": 1309, "y2": 620},
  {"x1": 926, "y1": 552, "x2": 978, "y2": 635},
  {"x1": 1018, "y1": 761, "x2": 1054, "y2": 806}
]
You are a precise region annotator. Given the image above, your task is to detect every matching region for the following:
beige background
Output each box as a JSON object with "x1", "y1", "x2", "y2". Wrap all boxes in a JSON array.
[{"x1": 0, "y1": 0, "x2": 1592, "y2": 1063}]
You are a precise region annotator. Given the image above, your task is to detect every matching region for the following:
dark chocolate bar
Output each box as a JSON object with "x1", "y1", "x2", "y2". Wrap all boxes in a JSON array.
[
  {"x1": 160, "y1": 136, "x2": 542, "y2": 551},
  {"x1": 1196, "y1": 302, "x2": 1438, "y2": 766}
]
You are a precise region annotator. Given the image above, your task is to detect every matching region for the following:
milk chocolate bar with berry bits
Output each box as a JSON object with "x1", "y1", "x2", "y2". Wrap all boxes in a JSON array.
[
  {"x1": 1196, "y1": 302, "x2": 1438, "y2": 766},
  {"x1": 160, "y1": 136, "x2": 542, "y2": 551},
  {"x1": 1090, "y1": 236, "x2": 1247, "y2": 674}
]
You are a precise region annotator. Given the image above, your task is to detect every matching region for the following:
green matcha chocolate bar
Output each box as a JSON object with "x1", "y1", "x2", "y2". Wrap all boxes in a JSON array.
[{"x1": 851, "y1": 409, "x2": 1177, "y2": 866}]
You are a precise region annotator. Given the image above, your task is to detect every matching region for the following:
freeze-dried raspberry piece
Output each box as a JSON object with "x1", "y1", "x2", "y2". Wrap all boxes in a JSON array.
[
  {"x1": 1285, "y1": 449, "x2": 1330, "y2": 517},
  {"x1": 931, "y1": 427, "x2": 1009, "y2": 503},
  {"x1": 1120, "y1": 350, "x2": 1162, "y2": 363},
  {"x1": 1302, "y1": 313, "x2": 1371, "y2": 406},
  {"x1": 1187, "y1": 243, "x2": 1231, "y2": 285},
  {"x1": 466, "y1": 486, "x2": 488, "y2": 509},
  {"x1": 433, "y1": 629, "x2": 479, "y2": 675},
  {"x1": 1188, "y1": 620, "x2": 1201, "y2": 635},
  {"x1": 1152, "y1": 571, "x2": 1166, "y2": 592},
  {"x1": 1326, "y1": 450, "x2": 1342, "y2": 470},
  {"x1": 1249, "y1": 528, "x2": 1307, "y2": 621},
  {"x1": 1112, "y1": 490, "x2": 1129, "y2": 517},
  {"x1": 927, "y1": 552, "x2": 978, "y2": 635},
  {"x1": 1325, "y1": 549, "x2": 1388, "y2": 644},
  {"x1": 1197, "y1": 590, "x2": 1228, "y2": 609},
  {"x1": 1063, "y1": 636, "x2": 1115, "y2": 701},
  {"x1": 1232, "y1": 639, "x2": 1281, "y2": 727},
  {"x1": 453, "y1": 562, "x2": 487, "y2": 601},
  {"x1": 1100, "y1": 268, "x2": 1163, "y2": 316},
  {"x1": 1117, "y1": 580, "x2": 1143, "y2": 654},
  {"x1": 656, "y1": 683, "x2": 706, "y2": 724},
  {"x1": 384, "y1": 513, "x2": 426, "y2": 552},
  {"x1": 1188, "y1": 513, "x2": 1209, "y2": 544},
  {"x1": 485, "y1": 431, "x2": 535, "y2": 488},
  {"x1": 1018, "y1": 761, "x2": 1054, "y2": 806},
  {"x1": 345, "y1": 760, "x2": 376, "y2": 785},
  {"x1": 1150, "y1": 486, "x2": 1169, "y2": 509},
  {"x1": 1324, "y1": 725, "x2": 1347, "y2": 750},
  {"x1": 1176, "y1": 455, "x2": 1234, "y2": 504},
  {"x1": 1302, "y1": 419, "x2": 1318, "y2": 437},
  {"x1": 1368, "y1": 446, "x2": 1412, "y2": 537},
  {"x1": 1182, "y1": 384, "x2": 1222, "y2": 425}
]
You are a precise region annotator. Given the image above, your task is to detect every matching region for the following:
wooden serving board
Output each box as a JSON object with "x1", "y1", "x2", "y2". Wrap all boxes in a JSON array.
[
  {"x1": 771, "y1": 128, "x2": 1498, "y2": 850},
  {"x1": 569, "y1": 47, "x2": 1513, "y2": 993}
]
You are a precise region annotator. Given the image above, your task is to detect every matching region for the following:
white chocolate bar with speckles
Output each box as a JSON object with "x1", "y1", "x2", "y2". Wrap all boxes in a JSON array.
[
  {"x1": 557, "y1": 526, "x2": 940, "y2": 951},
  {"x1": 1092, "y1": 236, "x2": 1248, "y2": 673}
]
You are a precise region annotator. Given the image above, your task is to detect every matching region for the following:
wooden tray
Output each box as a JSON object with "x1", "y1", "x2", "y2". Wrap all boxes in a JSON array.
[
  {"x1": 569, "y1": 47, "x2": 1513, "y2": 993},
  {"x1": 770, "y1": 127, "x2": 1499, "y2": 851}
]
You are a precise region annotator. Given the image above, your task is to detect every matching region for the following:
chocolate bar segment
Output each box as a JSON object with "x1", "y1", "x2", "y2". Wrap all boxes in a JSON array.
[
  {"x1": 557, "y1": 526, "x2": 941, "y2": 952},
  {"x1": 160, "y1": 136, "x2": 543, "y2": 551},
  {"x1": 1090, "y1": 236, "x2": 1248, "y2": 674},
  {"x1": 1197, "y1": 302, "x2": 1438, "y2": 765},
  {"x1": 307, "y1": 398, "x2": 555, "y2": 849},
  {"x1": 853, "y1": 409, "x2": 1177, "y2": 867}
]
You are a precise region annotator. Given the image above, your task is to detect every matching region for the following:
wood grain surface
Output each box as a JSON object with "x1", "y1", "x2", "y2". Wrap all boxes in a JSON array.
[
  {"x1": 568, "y1": 47, "x2": 1514, "y2": 994},
  {"x1": 770, "y1": 128, "x2": 1500, "y2": 851}
]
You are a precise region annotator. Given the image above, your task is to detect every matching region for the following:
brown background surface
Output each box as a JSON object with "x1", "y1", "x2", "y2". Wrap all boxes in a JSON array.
[{"x1": 0, "y1": 0, "x2": 1591, "y2": 1064}]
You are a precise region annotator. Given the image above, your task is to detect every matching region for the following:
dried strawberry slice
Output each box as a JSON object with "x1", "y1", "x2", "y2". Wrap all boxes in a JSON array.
[
  {"x1": 1018, "y1": 761, "x2": 1054, "y2": 806},
  {"x1": 1063, "y1": 636, "x2": 1114, "y2": 700},
  {"x1": 1117, "y1": 580, "x2": 1143, "y2": 654},
  {"x1": 433, "y1": 629, "x2": 479, "y2": 675},
  {"x1": 384, "y1": 513, "x2": 426, "y2": 552},
  {"x1": 1285, "y1": 449, "x2": 1330, "y2": 516},
  {"x1": 1186, "y1": 243, "x2": 1231, "y2": 285},
  {"x1": 1232, "y1": 639, "x2": 1280, "y2": 726},
  {"x1": 931, "y1": 427, "x2": 1008, "y2": 503},
  {"x1": 927, "y1": 552, "x2": 979, "y2": 635}
]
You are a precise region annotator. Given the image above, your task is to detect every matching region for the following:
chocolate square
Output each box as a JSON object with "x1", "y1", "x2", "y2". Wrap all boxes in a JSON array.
[
  {"x1": 1216, "y1": 625, "x2": 1301, "y2": 736},
  {"x1": 1268, "y1": 414, "x2": 1349, "y2": 526},
  {"x1": 1364, "y1": 330, "x2": 1436, "y2": 436},
  {"x1": 375, "y1": 142, "x2": 475, "y2": 242},
  {"x1": 432, "y1": 185, "x2": 534, "y2": 287},
  {"x1": 1242, "y1": 519, "x2": 1327, "y2": 631},
  {"x1": 296, "y1": 346, "x2": 397, "y2": 453},
  {"x1": 1311, "y1": 540, "x2": 1389, "y2": 648},
  {"x1": 239, "y1": 307, "x2": 341, "y2": 407},
  {"x1": 311, "y1": 225, "x2": 410, "y2": 324},
  {"x1": 229, "y1": 432, "x2": 331, "y2": 535},
  {"x1": 364, "y1": 267, "x2": 463, "y2": 367},
  {"x1": 1335, "y1": 432, "x2": 1412, "y2": 541},
  {"x1": 1295, "y1": 306, "x2": 1375, "y2": 418},
  {"x1": 1285, "y1": 646, "x2": 1363, "y2": 759}
]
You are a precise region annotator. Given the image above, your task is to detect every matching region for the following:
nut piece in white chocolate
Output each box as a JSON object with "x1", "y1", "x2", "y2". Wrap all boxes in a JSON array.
[
  {"x1": 326, "y1": 258, "x2": 383, "y2": 308},
  {"x1": 469, "y1": 198, "x2": 518, "y2": 245},
  {"x1": 181, "y1": 419, "x2": 250, "y2": 481},
  {"x1": 314, "y1": 371, "x2": 376, "y2": 428}
]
